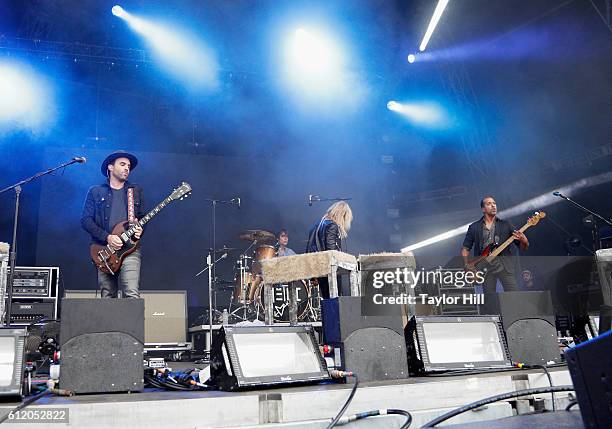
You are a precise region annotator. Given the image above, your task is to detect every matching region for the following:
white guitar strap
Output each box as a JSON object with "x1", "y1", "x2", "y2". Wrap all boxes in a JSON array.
[{"x1": 127, "y1": 188, "x2": 136, "y2": 224}]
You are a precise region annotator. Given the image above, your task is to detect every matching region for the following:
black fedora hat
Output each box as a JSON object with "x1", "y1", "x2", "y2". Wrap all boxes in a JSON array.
[{"x1": 101, "y1": 150, "x2": 138, "y2": 177}]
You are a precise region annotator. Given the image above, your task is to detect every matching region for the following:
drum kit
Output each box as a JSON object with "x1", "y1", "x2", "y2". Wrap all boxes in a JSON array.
[{"x1": 219, "y1": 229, "x2": 321, "y2": 324}]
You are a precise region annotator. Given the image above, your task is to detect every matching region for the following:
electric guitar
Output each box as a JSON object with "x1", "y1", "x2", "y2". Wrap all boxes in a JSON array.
[
  {"x1": 90, "y1": 182, "x2": 192, "y2": 275},
  {"x1": 467, "y1": 211, "x2": 546, "y2": 271}
]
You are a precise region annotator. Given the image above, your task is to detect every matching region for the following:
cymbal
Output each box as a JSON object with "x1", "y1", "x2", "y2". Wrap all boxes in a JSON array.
[
  {"x1": 208, "y1": 246, "x2": 237, "y2": 253},
  {"x1": 238, "y1": 229, "x2": 275, "y2": 242}
]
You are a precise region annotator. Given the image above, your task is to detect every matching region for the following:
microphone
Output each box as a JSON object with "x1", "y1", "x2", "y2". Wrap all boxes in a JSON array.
[
  {"x1": 309, "y1": 195, "x2": 321, "y2": 206},
  {"x1": 73, "y1": 157, "x2": 87, "y2": 163},
  {"x1": 552, "y1": 191, "x2": 566, "y2": 199}
]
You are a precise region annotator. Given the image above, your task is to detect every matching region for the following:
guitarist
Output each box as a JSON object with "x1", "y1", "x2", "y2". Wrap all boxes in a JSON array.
[
  {"x1": 461, "y1": 196, "x2": 529, "y2": 293},
  {"x1": 81, "y1": 150, "x2": 144, "y2": 298}
]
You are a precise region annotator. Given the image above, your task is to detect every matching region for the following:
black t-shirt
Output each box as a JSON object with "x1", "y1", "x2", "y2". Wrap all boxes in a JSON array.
[{"x1": 108, "y1": 188, "x2": 127, "y2": 232}]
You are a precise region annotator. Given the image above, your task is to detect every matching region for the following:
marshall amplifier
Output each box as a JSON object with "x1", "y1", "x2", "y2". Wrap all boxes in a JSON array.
[{"x1": 64, "y1": 290, "x2": 187, "y2": 344}]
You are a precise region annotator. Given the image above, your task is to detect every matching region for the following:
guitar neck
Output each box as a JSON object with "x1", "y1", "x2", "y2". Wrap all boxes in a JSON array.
[
  {"x1": 124, "y1": 196, "x2": 173, "y2": 238},
  {"x1": 486, "y1": 222, "x2": 530, "y2": 261}
]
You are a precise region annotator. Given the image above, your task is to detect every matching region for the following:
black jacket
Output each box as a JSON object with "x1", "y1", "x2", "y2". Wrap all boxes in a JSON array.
[
  {"x1": 81, "y1": 181, "x2": 145, "y2": 245},
  {"x1": 462, "y1": 216, "x2": 519, "y2": 273},
  {"x1": 306, "y1": 219, "x2": 342, "y2": 253}
]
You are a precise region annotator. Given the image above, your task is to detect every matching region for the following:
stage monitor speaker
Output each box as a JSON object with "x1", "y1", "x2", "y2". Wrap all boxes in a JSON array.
[
  {"x1": 482, "y1": 291, "x2": 560, "y2": 365},
  {"x1": 566, "y1": 330, "x2": 612, "y2": 429},
  {"x1": 59, "y1": 298, "x2": 144, "y2": 394},
  {"x1": 210, "y1": 325, "x2": 329, "y2": 391},
  {"x1": 406, "y1": 316, "x2": 511, "y2": 374},
  {"x1": 321, "y1": 296, "x2": 404, "y2": 342},
  {"x1": 64, "y1": 290, "x2": 187, "y2": 344},
  {"x1": 321, "y1": 296, "x2": 408, "y2": 382},
  {"x1": 0, "y1": 328, "x2": 27, "y2": 397}
]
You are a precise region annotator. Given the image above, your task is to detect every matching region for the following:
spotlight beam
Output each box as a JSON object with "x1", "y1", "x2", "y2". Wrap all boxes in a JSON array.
[
  {"x1": 400, "y1": 171, "x2": 612, "y2": 252},
  {"x1": 419, "y1": 0, "x2": 450, "y2": 52}
]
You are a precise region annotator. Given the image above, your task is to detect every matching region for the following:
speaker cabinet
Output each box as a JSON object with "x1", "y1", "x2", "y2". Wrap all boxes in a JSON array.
[
  {"x1": 59, "y1": 298, "x2": 144, "y2": 394},
  {"x1": 321, "y1": 296, "x2": 408, "y2": 382},
  {"x1": 566, "y1": 330, "x2": 612, "y2": 429},
  {"x1": 483, "y1": 291, "x2": 560, "y2": 365},
  {"x1": 64, "y1": 290, "x2": 187, "y2": 344}
]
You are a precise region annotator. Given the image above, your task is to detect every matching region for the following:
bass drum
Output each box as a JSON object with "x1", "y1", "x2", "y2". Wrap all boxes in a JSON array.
[{"x1": 255, "y1": 281, "x2": 311, "y2": 322}]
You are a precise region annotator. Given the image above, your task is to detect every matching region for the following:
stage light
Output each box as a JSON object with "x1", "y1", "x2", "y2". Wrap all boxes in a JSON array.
[
  {"x1": 0, "y1": 328, "x2": 28, "y2": 397},
  {"x1": 284, "y1": 27, "x2": 344, "y2": 92},
  {"x1": 111, "y1": 6, "x2": 219, "y2": 90},
  {"x1": 386, "y1": 100, "x2": 449, "y2": 128},
  {"x1": 210, "y1": 325, "x2": 330, "y2": 390},
  {"x1": 407, "y1": 54, "x2": 416, "y2": 63},
  {"x1": 280, "y1": 25, "x2": 364, "y2": 108},
  {"x1": 400, "y1": 171, "x2": 612, "y2": 252},
  {"x1": 387, "y1": 100, "x2": 400, "y2": 111},
  {"x1": 419, "y1": 0, "x2": 450, "y2": 52},
  {"x1": 111, "y1": 5, "x2": 127, "y2": 18},
  {"x1": 406, "y1": 316, "x2": 511, "y2": 373},
  {"x1": 0, "y1": 60, "x2": 55, "y2": 133}
]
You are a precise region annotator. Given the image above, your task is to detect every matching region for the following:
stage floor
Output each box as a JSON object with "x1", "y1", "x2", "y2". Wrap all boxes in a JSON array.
[{"x1": 0, "y1": 367, "x2": 574, "y2": 429}]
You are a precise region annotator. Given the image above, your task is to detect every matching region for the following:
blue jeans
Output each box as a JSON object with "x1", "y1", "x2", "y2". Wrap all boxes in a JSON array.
[{"x1": 98, "y1": 249, "x2": 141, "y2": 298}]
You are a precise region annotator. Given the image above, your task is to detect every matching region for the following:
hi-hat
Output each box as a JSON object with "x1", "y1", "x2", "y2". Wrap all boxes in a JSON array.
[{"x1": 208, "y1": 246, "x2": 237, "y2": 253}]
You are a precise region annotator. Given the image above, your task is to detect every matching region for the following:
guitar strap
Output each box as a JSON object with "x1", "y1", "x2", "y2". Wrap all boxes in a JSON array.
[{"x1": 127, "y1": 188, "x2": 136, "y2": 224}]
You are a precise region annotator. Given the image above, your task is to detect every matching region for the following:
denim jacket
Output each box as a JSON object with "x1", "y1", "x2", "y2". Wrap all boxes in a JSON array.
[{"x1": 81, "y1": 181, "x2": 145, "y2": 244}]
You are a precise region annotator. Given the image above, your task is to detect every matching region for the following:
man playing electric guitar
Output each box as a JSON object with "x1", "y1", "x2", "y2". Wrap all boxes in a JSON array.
[
  {"x1": 461, "y1": 196, "x2": 529, "y2": 293},
  {"x1": 81, "y1": 150, "x2": 144, "y2": 298}
]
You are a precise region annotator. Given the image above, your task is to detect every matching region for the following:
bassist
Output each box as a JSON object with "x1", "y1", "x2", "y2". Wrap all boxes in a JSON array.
[
  {"x1": 461, "y1": 196, "x2": 528, "y2": 293},
  {"x1": 81, "y1": 150, "x2": 144, "y2": 298}
]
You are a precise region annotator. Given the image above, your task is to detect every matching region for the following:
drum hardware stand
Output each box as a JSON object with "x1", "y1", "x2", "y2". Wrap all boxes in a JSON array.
[
  {"x1": 195, "y1": 250, "x2": 228, "y2": 357},
  {"x1": 230, "y1": 245, "x2": 257, "y2": 322},
  {"x1": 0, "y1": 157, "x2": 85, "y2": 326}
]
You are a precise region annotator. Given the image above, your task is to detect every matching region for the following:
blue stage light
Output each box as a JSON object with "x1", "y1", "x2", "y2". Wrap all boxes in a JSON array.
[
  {"x1": 111, "y1": 6, "x2": 219, "y2": 90},
  {"x1": 284, "y1": 27, "x2": 344, "y2": 92},
  {"x1": 111, "y1": 5, "x2": 127, "y2": 19},
  {"x1": 279, "y1": 25, "x2": 365, "y2": 110},
  {"x1": 0, "y1": 60, "x2": 55, "y2": 134},
  {"x1": 387, "y1": 100, "x2": 450, "y2": 129},
  {"x1": 387, "y1": 100, "x2": 401, "y2": 111},
  {"x1": 407, "y1": 54, "x2": 416, "y2": 64}
]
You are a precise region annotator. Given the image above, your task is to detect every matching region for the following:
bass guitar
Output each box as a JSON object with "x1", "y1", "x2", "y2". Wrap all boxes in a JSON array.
[
  {"x1": 467, "y1": 211, "x2": 546, "y2": 271},
  {"x1": 90, "y1": 182, "x2": 192, "y2": 275}
]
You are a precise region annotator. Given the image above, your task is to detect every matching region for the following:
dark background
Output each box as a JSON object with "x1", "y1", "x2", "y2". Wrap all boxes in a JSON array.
[{"x1": 1, "y1": 0, "x2": 611, "y2": 309}]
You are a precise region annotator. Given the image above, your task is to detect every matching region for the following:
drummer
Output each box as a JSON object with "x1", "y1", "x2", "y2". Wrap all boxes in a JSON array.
[{"x1": 277, "y1": 229, "x2": 296, "y2": 257}]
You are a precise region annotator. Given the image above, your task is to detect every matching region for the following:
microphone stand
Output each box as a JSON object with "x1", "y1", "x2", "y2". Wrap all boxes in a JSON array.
[
  {"x1": 195, "y1": 251, "x2": 227, "y2": 357},
  {"x1": 201, "y1": 197, "x2": 239, "y2": 348},
  {"x1": 0, "y1": 158, "x2": 84, "y2": 327},
  {"x1": 311, "y1": 197, "x2": 352, "y2": 205},
  {"x1": 554, "y1": 193, "x2": 612, "y2": 251}
]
